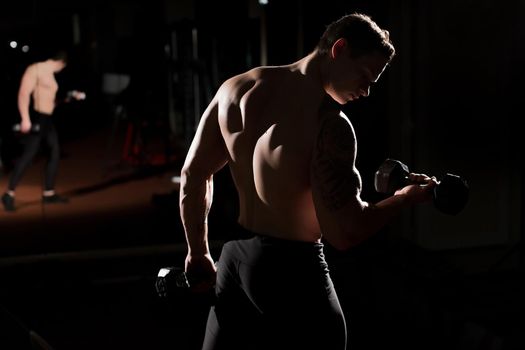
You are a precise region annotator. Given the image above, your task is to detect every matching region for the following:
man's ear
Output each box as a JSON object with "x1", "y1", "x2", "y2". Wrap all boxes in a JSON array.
[{"x1": 331, "y1": 38, "x2": 347, "y2": 59}]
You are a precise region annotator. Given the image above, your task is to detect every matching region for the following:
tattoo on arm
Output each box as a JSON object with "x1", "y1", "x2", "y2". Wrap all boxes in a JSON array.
[{"x1": 312, "y1": 117, "x2": 362, "y2": 211}]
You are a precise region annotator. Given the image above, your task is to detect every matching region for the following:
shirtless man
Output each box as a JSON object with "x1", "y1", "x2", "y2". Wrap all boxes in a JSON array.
[
  {"x1": 2, "y1": 50, "x2": 84, "y2": 212},
  {"x1": 180, "y1": 13, "x2": 437, "y2": 350}
]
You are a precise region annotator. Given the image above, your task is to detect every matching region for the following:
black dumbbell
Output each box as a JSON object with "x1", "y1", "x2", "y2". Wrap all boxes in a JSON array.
[
  {"x1": 12, "y1": 123, "x2": 40, "y2": 134},
  {"x1": 155, "y1": 266, "x2": 190, "y2": 298},
  {"x1": 155, "y1": 266, "x2": 216, "y2": 304},
  {"x1": 374, "y1": 158, "x2": 469, "y2": 215}
]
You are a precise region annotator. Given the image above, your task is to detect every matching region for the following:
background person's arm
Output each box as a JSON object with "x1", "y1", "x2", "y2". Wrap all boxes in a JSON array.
[{"x1": 17, "y1": 65, "x2": 37, "y2": 133}]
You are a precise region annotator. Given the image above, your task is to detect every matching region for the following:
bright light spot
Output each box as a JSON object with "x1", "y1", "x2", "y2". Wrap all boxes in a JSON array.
[
  {"x1": 258, "y1": 0, "x2": 268, "y2": 5},
  {"x1": 9, "y1": 41, "x2": 18, "y2": 49},
  {"x1": 22, "y1": 45, "x2": 30, "y2": 53}
]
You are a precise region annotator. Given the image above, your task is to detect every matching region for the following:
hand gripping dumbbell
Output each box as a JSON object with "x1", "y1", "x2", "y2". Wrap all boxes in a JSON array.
[
  {"x1": 12, "y1": 123, "x2": 40, "y2": 134},
  {"x1": 374, "y1": 158, "x2": 469, "y2": 215}
]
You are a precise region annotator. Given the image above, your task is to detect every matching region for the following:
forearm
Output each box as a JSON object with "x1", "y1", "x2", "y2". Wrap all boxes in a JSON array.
[
  {"x1": 329, "y1": 193, "x2": 408, "y2": 249},
  {"x1": 358, "y1": 193, "x2": 409, "y2": 235},
  {"x1": 17, "y1": 94, "x2": 31, "y2": 122},
  {"x1": 338, "y1": 177, "x2": 440, "y2": 249},
  {"x1": 179, "y1": 171, "x2": 214, "y2": 256}
]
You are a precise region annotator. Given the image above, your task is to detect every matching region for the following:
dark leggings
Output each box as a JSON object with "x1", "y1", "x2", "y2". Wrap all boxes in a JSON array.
[
  {"x1": 8, "y1": 112, "x2": 60, "y2": 192},
  {"x1": 202, "y1": 227, "x2": 347, "y2": 350}
]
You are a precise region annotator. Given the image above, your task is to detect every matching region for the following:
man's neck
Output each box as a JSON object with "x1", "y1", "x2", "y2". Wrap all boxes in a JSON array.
[{"x1": 294, "y1": 50, "x2": 330, "y2": 104}]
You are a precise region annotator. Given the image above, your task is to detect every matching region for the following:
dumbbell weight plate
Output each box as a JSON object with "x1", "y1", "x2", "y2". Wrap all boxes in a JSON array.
[
  {"x1": 433, "y1": 173, "x2": 469, "y2": 215},
  {"x1": 374, "y1": 158, "x2": 410, "y2": 194}
]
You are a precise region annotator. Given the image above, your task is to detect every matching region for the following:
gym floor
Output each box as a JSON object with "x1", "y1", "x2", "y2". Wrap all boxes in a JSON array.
[
  {"x1": 0, "y1": 123, "x2": 523, "y2": 350},
  {"x1": 0, "y1": 123, "x2": 208, "y2": 349}
]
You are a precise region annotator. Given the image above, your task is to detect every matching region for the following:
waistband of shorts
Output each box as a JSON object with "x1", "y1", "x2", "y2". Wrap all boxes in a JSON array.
[
  {"x1": 234, "y1": 223, "x2": 324, "y2": 249},
  {"x1": 31, "y1": 110, "x2": 53, "y2": 121}
]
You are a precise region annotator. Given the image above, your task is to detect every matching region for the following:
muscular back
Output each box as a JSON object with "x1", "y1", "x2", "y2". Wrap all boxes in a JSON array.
[
  {"x1": 183, "y1": 50, "x2": 417, "y2": 252},
  {"x1": 217, "y1": 67, "x2": 324, "y2": 242}
]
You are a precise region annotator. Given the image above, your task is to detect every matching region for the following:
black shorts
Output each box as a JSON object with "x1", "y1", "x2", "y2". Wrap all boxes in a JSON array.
[{"x1": 202, "y1": 226, "x2": 347, "y2": 350}]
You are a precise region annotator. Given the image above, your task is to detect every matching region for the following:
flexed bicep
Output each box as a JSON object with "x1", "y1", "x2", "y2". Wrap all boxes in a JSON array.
[
  {"x1": 311, "y1": 113, "x2": 369, "y2": 250},
  {"x1": 312, "y1": 114, "x2": 362, "y2": 211}
]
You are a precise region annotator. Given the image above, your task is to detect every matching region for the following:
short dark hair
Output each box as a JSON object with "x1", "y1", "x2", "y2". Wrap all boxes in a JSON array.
[
  {"x1": 316, "y1": 13, "x2": 395, "y2": 62},
  {"x1": 51, "y1": 49, "x2": 68, "y2": 63}
]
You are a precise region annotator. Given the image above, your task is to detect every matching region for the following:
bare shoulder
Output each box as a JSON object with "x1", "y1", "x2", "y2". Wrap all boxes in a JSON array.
[
  {"x1": 215, "y1": 67, "x2": 289, "y2": 128},
  {"x1": 18, "y1": 64, "x2": 39, "y2": 90},
  {"x1": 22, "y1": 63, "x2": 38, "y2": 77},
  {"x1": 216, "y1": 66, "x2": 284, "y2": 101},
  {"x1": 316, "y1": 111, "x2": 357, "y2": 161}
]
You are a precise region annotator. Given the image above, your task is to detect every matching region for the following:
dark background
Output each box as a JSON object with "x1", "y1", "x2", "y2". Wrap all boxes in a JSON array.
[{"x1": 0, "y1": 0, "x2": 524, "y2": 349}]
